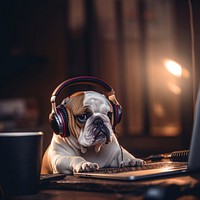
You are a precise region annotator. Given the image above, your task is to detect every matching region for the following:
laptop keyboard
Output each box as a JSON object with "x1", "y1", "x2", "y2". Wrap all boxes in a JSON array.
[{"x1": 89, "y1": 162, "x2": 188, "y2": 174}]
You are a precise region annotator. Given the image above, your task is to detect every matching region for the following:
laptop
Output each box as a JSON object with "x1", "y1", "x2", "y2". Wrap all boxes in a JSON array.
[{"x1": 74, "y1": 88, "x2": 200, "y2": 181}]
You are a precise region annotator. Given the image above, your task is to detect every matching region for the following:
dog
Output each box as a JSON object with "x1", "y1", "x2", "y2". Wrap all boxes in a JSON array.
[{"x1": 41, "y1": 91, "x2": 145, "y2": 174}]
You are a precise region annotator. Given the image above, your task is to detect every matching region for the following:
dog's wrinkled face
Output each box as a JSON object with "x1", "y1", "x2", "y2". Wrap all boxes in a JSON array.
[{"x1": 63, "y1": 91, "x2": 113, "y2": 151}]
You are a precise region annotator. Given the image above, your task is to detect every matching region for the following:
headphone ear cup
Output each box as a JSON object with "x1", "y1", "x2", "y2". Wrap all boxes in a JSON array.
[
  {"x1": 110, "y1": 102, "x2": 122, "y2": 127},
  {"x1": 49, "y1": 105, "x2": 70, "y2": 137},
  {"x1": 58, "y1": 105, "x2": 70, "y2": 137},
  {"x1": 49, "y1": 112, "x2": 60, "y2": 135}
]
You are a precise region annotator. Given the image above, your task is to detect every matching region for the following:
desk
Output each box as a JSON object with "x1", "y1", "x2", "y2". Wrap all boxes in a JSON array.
[{"x1": 3, "y1": 174, "x2": 200, "y2": 200}]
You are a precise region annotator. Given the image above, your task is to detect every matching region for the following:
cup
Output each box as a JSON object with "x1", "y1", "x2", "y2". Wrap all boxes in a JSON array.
[{"x1": 0, "y1": 132, "x2": 43, "y2": 196}]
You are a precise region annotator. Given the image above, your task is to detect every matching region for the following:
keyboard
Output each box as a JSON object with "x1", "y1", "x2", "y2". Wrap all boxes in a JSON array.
[{"x1": 87, "y1": 162, "x2": 188, "y2": 174}]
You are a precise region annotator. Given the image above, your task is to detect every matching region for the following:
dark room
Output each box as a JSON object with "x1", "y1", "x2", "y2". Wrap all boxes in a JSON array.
[{"x1": 0, "y1": 0, "x2": 200, "y2": 199}]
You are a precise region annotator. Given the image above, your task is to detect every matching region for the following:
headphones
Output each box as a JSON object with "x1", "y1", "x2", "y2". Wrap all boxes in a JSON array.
[{"x1": 49, "y1": 76, "x2": 122, "y2": 137}]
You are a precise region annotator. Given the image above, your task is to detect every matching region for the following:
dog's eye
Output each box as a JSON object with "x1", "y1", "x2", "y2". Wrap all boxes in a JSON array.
[
  {"x1": 107, "y1": 111, "x2": 112, "y2": 120},
  {"x1": 76, "y1": 114, "x2": 88, "y2": 123}
]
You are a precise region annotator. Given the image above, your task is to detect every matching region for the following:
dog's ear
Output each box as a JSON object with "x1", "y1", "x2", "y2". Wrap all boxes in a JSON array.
[
  {"x1": 65, "y1": 105, "x2": 79, "y2": 139},
  {"x1": 64, "y1": 97, "x2": 83, "y2": 140},
  {"x1": 61, "y1": 97, "x2": 70, "y2": 106}
]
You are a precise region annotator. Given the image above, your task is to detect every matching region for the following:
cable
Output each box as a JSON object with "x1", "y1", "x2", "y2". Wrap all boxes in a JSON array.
[{"x1": 119, "y1": 145, "x2": 124, "y2": 167}]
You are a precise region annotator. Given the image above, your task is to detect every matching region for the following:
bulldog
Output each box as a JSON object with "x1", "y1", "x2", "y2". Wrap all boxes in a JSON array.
[{"x1": 41, "y1": 91, "x2": 144, "y2": 174}]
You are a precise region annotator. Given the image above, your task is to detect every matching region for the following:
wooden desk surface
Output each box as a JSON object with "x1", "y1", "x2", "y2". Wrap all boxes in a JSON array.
[{"x1": 3, "y1": 174, "x2": 200, "y2": 200}]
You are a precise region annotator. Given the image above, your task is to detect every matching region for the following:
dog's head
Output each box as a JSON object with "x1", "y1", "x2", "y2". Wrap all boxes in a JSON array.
[{"x1": 62, "y1": 91, "x2": 114, "y2": 152}]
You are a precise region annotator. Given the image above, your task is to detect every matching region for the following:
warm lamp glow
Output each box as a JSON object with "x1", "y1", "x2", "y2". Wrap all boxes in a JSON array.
[
  {"x1": 167, "y1": 82, "x2": 182, "y2": 95},
  {"x1": 164, "y1": 60, "x2": 182, "y2": 77}
]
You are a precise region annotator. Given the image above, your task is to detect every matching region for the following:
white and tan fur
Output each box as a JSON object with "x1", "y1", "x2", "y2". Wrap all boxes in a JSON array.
[{"x1": 41, "y1": 91, "x2": 144, "y2": 174}]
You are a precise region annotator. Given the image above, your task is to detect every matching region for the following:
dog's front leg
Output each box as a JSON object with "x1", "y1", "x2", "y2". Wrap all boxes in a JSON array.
[
  {"x1": 52, "y1": 155, "x2": 99, "y2": 174},
  {"x1": 117, "y1": 147, "x2": 145, "y2": 167},
  {"x1": 71, "y1": 157, "x2": 99, "y2": 173}
]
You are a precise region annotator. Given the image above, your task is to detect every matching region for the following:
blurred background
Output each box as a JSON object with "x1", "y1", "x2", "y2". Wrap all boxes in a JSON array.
[{"x1": 0, "y1": 0, "x2": 200, "y2": 158}]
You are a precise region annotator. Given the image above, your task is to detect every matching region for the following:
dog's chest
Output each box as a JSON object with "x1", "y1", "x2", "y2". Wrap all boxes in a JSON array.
[{"x1": 80, "y1": 146, "x2": 109, "y2": 167}]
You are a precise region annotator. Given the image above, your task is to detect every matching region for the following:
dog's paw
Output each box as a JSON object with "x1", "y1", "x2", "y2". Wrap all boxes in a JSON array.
[
  {"x1": 73, "y1": 161, "x2": 99, "y2": 173},
  {"x1": 120, "y1": 158, "x2": 145, "y2": 168}
]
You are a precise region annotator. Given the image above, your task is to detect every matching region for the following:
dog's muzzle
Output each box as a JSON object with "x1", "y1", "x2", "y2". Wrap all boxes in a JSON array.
[{"x1": 92, "y1": 117, "x2": 111, "y2": 144}]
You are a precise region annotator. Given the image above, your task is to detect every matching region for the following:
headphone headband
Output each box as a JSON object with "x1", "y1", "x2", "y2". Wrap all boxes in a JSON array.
[{"x1": 51, "y1": 76, "x2": 115, "y2": 100}]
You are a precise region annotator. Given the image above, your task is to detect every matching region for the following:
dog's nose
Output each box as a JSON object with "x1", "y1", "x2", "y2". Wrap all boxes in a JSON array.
[{"x1": 93, "y1": 117, "x2": 104, "y2": 127}]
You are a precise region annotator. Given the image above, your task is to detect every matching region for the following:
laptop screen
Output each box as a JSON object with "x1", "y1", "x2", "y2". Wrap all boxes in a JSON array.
[{"x1": 188, "y1": 87, "x2": 200, "y2": 171}]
